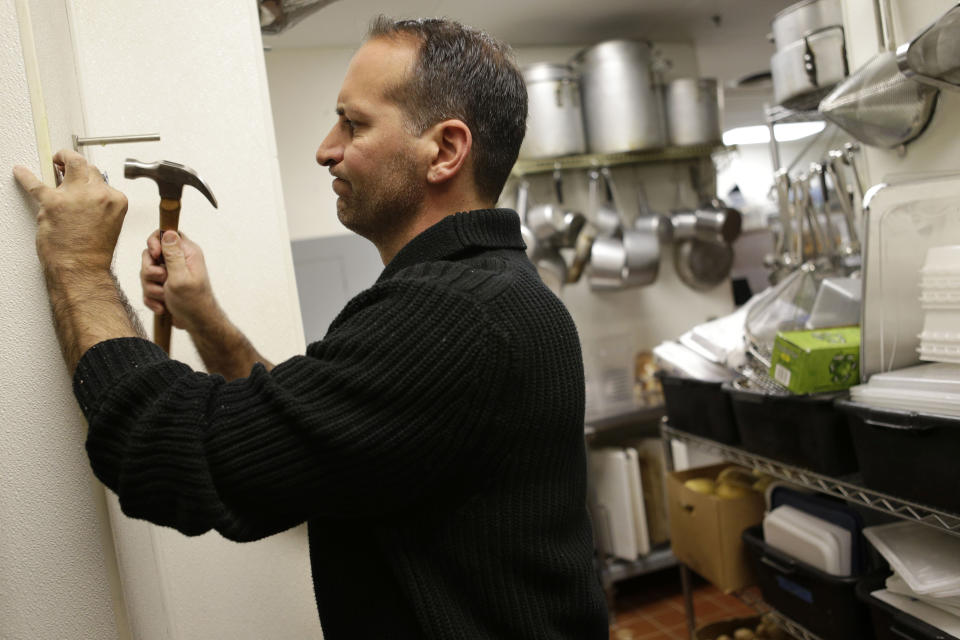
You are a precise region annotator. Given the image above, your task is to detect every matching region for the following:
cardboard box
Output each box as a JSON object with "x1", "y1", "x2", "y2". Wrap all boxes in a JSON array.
[
  {"x1": 667, "y1": 463, "x2": 765, "y2": 593},
  {"x1": 770, "y1": 326, "x2": 860, "y2": 394}
]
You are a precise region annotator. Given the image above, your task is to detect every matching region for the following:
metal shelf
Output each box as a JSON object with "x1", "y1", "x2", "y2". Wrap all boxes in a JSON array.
[
  {"x1": 511, "y1": 144, "x2": 734, "y2": 176},
  {"x1": 767, "y1": 610, "x2": 827, "y2": 640},
  {"x1": 586, "y1": 405, "x2": 665, "y2": 434},
  {"x1": 601, "y1": 545, "x2": 677, "y2": 587},
  {"x1": 733, "y1": 588, "x2": 826, "y2": 640},
  {"x1": 661, "y1": 422, "x2": 960, "y2": 536}
]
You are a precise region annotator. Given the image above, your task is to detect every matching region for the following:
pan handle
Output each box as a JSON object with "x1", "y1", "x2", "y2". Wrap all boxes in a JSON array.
[{"x1": 801, "y1": 25, "x2": 848, "y2": 86}]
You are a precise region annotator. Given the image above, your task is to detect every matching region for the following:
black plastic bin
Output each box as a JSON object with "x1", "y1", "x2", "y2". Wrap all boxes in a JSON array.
[
  {"x1": 658, "y1": 372, "x2": 739, "y2": 444},
  {"x1": 742, "y1": 525, "x2": 874, "y2": 640},
  {"x1": 837, "y1": 399, "x2": 960, "y2": 514},
  {"x1": 856, "y1": 573, "x2": 959, "y2": 640},
  {"x1": 723, "y1": 380, "x2": 858, "y2": 476}
]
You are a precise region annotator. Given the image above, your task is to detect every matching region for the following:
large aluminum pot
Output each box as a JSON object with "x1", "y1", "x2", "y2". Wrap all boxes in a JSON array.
[
  {"x1": 519, "y1": 63, "x2": 586, "y2": 159},
  {"x1": 664, "y1": 78, "x2": 721, "y2": 146},
  {"x1": 772, "y1": 25, "x2": 848, "y2": 110},
  {"x1": 771, "y1": 0, "x2": 843, "y2": 51},
  {"x1": 572, "y1": 40, "x2": 666, "y2": 153}
]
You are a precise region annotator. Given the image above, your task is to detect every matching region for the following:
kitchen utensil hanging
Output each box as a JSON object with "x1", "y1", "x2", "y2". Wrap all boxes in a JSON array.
[
  {"x1": 896, "y1": 2, "x2": 960, "y2": 91},
  {"x1": 818, "y1": 0, "x2": 940, "y2": 149}
]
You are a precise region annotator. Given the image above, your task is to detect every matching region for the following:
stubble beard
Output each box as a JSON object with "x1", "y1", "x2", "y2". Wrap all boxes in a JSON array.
[{"x1": 336, "y1": 154, "x2": 424, "y2": 246}]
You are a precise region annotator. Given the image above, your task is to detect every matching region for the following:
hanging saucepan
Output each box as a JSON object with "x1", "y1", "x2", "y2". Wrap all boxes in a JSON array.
[
  {"x1": 669, "y1": 205, "x2": 742, "y2": 245},
  {"x1": 550, "y1": 171, "x2": 586, "y2": 248},
  {"x1": 674, "y1": 239, "x2": 735, "y2": 291},
  {"x1": 588, "y1": 236, "x2": 627, "y2": 290},
  {"x1": 588, "y1": 169, "x2": 622, "y2": 237},
  {"x1": 622, "y1": 182, "x2": 662, "y2": 286},
  {"x1": 526, "y1": 170, "x2": 585, "y2": 246},
  {"x1": 516, "y1": 180, "x2": 536, "y2": 258}
]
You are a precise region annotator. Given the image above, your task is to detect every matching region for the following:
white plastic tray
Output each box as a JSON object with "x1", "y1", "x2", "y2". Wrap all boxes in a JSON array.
[
  {"x1": 764, "y1": 505, "x2": 851, "y2": 576},
  {"x1": 865, "y1": 521, "x2": 960, "y2": 596},
  {"x1": 861, "y1": 175, "x2": 960, "y2": 382},
  {"x1": 856, "y1": 362, "x2": 960, "y2": 394}
]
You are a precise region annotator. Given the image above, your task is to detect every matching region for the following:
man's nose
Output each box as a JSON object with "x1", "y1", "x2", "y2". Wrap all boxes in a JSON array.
[{"x1": 316, "y1": 127, "x2": 343, "y2": 167}]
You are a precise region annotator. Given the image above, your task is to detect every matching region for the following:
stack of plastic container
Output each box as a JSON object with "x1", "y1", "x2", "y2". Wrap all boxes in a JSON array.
[
  {"x1": 858, "y1": 521, "x2": 960, "y2": 638},
  {"x1": 919, "y1": 245, "x2": 960, "y2": 363}
]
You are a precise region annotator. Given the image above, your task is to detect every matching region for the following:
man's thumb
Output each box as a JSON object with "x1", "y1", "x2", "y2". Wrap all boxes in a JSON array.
[{"x1": 161, "y1": 231, "x2": 186, "y2": 271}]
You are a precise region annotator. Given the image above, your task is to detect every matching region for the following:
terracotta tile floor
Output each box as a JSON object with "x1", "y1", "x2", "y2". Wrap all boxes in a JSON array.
[{"x1": 607, "y1": 568, "x2": 761, "y2": 640}]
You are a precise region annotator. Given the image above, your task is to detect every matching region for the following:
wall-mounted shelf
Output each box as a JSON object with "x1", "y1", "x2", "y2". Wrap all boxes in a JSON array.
[
  {"x1": 512, "y1": 144, "x2": 735, "y2": 176},
  {"x1": 586, "y1": 405, "x2": 665, "y2": 434},
  {"x1": 661, "y1": 422, "x2": 960, "y2": 536}
]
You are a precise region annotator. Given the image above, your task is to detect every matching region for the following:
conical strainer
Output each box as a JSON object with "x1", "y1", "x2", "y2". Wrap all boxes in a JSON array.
[{"x1": 819, "y1": 50, "x2": 939, "y2": 149}]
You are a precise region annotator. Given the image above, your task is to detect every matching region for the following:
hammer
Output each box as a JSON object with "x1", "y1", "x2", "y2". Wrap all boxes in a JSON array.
[{"x1": 124, "y1": 158, "x2": 218, "y2": 353}]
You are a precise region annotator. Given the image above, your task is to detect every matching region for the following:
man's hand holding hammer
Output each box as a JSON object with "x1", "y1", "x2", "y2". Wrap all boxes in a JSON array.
[{"x1": 141, "y1": 230, "x2": 274, "y2": 379}]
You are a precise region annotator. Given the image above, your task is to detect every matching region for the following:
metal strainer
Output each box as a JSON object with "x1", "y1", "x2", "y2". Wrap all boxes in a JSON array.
[
  {"x1": 818, "y1": 0, "x2": 940, "y2": 149},
  {"x1": 818, "y1": 51, "x2": 939, "y2": 149}
]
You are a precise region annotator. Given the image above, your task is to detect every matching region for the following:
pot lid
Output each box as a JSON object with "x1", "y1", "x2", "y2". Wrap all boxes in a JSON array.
[{"x1": 522, "y1": 63, "x2": 576, "y2": 84}]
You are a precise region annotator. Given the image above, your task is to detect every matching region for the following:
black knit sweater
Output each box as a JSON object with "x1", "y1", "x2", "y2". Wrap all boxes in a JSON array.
[{"x1": 75, "y1": 209, "x2": 608, "y2": 639}]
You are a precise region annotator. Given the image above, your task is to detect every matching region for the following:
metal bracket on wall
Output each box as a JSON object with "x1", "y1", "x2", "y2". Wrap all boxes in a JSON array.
[{"x1": 72, "y1": 133, "x2": 160, "y2": 151}]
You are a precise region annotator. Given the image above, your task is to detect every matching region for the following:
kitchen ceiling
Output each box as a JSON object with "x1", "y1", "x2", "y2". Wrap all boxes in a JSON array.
[{"x1": 263, "y1": 0, "x2": 799, "y2": 50}]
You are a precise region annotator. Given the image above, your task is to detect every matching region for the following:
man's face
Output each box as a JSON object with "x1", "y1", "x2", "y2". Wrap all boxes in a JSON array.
[{"x1": 316, "y1": 38, "x2": 427, "y2": 242}]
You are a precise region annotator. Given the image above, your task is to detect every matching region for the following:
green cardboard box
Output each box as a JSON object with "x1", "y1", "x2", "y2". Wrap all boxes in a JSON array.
[{"x1": 770, "y1": 326, "x2": 860, "y2": 394}]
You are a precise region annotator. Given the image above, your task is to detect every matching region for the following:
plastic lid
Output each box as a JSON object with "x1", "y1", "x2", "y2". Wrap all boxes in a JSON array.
[
  {"x1": 865, "y1": 521, "x2": 960, "y2": 595},
  {"x1": 861, "y1": 362, "x2": 960, "y2": 393}
]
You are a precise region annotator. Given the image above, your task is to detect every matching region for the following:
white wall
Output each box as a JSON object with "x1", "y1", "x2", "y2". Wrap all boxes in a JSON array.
[
  {"x1": 4, "y1": 1, "x2": 321, "y2": 638},
  {"x1": 1, "y1": 1, "x2": 127, "y2": 637}
]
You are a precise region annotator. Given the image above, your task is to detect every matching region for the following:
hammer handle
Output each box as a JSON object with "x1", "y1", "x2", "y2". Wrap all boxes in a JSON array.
[{"x1": 155, "y1": 198, "x2": 182, "y2": 353}]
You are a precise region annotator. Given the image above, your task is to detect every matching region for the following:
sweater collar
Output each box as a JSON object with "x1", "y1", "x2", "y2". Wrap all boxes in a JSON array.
[{"x1": 378, "y1": 209, "x2": 526, "y2": 281}]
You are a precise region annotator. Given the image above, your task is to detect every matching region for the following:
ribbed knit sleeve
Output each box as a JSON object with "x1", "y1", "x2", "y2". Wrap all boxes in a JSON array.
[{"x1": 76, "y1": 272, "x2": 518, "y2": 542}]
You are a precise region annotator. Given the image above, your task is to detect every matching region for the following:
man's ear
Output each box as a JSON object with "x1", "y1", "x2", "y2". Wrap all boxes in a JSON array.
[{"x1": 425, "y1": 119, "x2": 472, "y2": 185}]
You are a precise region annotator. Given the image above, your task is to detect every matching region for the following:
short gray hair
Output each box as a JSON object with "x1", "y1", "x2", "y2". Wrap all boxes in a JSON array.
[{"x1": 367, "y1": 16, "x2": 527, "y2": 203}]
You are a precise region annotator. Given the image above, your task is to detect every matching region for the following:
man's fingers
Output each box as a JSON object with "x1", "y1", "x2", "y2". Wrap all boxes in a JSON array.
[
  {"x1": 141, "y1": 249, "x2": 166, "y2": 282},
  {"x1": 143, "y1": 281, "x2": 165, "y2": 299},
  {"x1": 143, "y1": 296, "x2": 166, "y2": 315},
  {"x1": 87, "y1": 164, "x2": 106, "y2": 184},
  {"x1": 12, "y1": 165, "x2": 50, "y2": 201},
  {"x1": 52, "y1": 149, "x2": 88, "y2": 183}
]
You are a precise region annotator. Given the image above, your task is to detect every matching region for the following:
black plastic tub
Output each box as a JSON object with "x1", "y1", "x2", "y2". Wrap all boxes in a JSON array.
[
  {"x1": 658, "y1": 372, "x2": 739, "y2": 444},
  {"x1": 723, "y1": 379, "x2": 857, "y2": 475},
  {"x1": 837, "y1": 399, "x2": 960, "y2": 514},
  {"x1": 856, "y1": 573, "x2": 959, "y2": 640},
  {"x1": 742, "y1": 525, "x2": 873, "y2": 640}
]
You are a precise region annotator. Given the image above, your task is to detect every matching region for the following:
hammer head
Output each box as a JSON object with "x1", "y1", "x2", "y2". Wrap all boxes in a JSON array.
[{"x1": 124, "y1": 158, "x2": 218, "y2": 208}]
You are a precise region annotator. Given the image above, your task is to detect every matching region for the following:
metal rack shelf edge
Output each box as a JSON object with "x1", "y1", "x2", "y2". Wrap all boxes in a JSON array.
[
  {"x1": 661, "y1": 422, "x2": 960, "y2": 536},
  {"x1": 512, "y1": 144, "x2": 736, "y2": 176}
]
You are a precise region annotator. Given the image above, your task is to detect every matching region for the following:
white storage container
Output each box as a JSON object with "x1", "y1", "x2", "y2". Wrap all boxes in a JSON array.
[{"x1": 763, "y1": 505, "x2": 852, "y2": 576}]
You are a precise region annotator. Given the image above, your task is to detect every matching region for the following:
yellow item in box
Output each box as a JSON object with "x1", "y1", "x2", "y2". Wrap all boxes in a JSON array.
[
  {"x1": 667, "y1": 463, "x2": 765, "y2": 593},
  {"x1": 770, "y1": 326, "x2": 860, "y2": 394}
]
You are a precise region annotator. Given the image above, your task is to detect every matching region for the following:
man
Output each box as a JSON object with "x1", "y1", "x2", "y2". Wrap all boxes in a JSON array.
[{"x1": 14, "y1": 16, "x2": 608, "y2": 639}]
